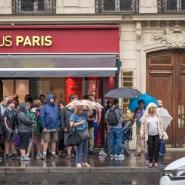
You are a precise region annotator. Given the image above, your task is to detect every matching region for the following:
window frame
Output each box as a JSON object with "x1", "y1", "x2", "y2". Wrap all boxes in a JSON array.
[
  {"x1": 96, "y1": 0, "x2": 138, "y2": 14},
  {"x1": 159, "y1": 0, "x2": 185, "y2": 13},
  {"x1": 12, "y1": 0, "x2": 56, "y2": 15}
]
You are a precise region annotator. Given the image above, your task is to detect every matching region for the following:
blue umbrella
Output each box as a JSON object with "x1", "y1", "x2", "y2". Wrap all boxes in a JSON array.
[{"x1": 128, "y1": 93, "x2": 158, "y2": 112}]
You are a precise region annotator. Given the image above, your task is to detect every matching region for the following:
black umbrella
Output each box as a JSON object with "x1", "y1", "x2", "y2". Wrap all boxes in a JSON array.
[{"x1": 104, "y1": 88, "x2": 142, "y2": 98}]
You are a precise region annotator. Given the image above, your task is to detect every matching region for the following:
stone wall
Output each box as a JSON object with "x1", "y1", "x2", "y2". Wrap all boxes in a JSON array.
[
  {"x1": 139, "y1": 0, "x2": 158, "y2": 13},
  {"x1": 0, "y1": 0, "x2": 11, "y2": 14},
  {"x1": 54, "y1": 0, "x2": 95, "y2": 14}
]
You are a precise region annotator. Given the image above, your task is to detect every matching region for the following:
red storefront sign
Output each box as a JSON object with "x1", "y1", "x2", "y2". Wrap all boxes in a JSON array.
[{"x1": 0, "y1": 25, "x2": 119, "y2": 53}]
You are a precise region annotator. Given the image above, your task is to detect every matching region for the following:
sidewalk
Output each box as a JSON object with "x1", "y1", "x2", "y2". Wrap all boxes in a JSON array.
[{"x1": 0, "y1": 149, "x2": 184, "y2": 174}]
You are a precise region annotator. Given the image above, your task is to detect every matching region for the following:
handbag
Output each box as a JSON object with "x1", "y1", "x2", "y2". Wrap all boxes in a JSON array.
[
  {"x1": 78, "y1": 127, "x2": 90, "y2": 140},
  {"x1": 66, "y1": 128, "x2": 82, "y2": 146},
  {"x1": 159, "y1": 139, "x2": 166, "y2": 156}
]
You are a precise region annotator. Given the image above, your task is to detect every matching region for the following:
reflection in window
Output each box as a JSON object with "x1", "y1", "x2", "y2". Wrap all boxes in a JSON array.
[
  {"x1": 159, "y1": 0, "x2": 185, "y2": 12},
  {"x1": 97, "y1": 0, "x2": 138, "y2": 13},
  {"x1": 12, "y1": 0, "x2": 56, "y2": 14}
]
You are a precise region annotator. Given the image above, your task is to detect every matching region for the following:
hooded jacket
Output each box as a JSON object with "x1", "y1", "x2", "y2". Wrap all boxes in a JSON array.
[
  {"x1": 39, "y1": 94, "x2": 61, "y2": 130},
  {"x1": 17, "y1": 102, "x2": 35, "y2": 133}
]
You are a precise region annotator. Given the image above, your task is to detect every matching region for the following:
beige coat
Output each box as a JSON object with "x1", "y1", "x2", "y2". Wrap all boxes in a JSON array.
[{"x1": 140, "y1": 114, "x2": 164, "y2": 141}]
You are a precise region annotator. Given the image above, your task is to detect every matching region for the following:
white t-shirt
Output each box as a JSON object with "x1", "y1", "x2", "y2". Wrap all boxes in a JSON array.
[{"x1": 148, "y1": 116, "x2": 159, "y2": 136}]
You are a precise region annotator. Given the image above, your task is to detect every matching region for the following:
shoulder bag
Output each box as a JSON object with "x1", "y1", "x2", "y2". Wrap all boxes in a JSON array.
[{"x1": 66, "y1": 128, "x2": 82, "y2": 146}]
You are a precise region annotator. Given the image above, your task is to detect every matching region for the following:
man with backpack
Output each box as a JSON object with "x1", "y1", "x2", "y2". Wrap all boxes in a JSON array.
[{"x1": 106, "y1": 99, "x2": 125, "y2": 160}]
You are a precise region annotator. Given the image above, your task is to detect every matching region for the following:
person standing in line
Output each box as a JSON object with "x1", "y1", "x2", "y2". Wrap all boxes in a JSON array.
[
  {"x1": 133, "y1": 100, "x2": 146, "y2": 157},
  {"x1": 140, "y1": 102, "x2": 164, "y2": 168},
  {"x1": 87, "y1": 109, "x2": 96, "y2": 154},
  {"x1": 40, "y1": 94, "x2": 61, "y2": 160},
  {"x1": 61, "y1": 94, "x2": 78, "y2": 160},
  {"x1": 12, "y1": 94, "x2": 19, "y2": 109},
  {"x1": 26, "y1": 99, "x2": 43, "y2": 159},
  {"x1": 3, "y1": 99, "x2": 17, "y2": 159},
  {"x1": 88, "y1": 94, "x2": 102, "y2": 153},
  {"x1": 99, "y1": 100, "x2": 113, "y2": 156},
  {"x1": 58, "y1": 101, "x2": 66, "y2": 158},
  {"x1": 69, "y1": 104, "x2": 93, "y2": 168},
  {"x1": 106, "y1": 99, "x2": 125, "y2": 160},
  {"x1": 0, "y1": 96, "x2": 10, "y2": 117},
  {"x1": 17, "y1": 102, "x2": 35, "y2": 161},
  {"x1": 0, "y1": 96, "x2": 10, "y2": 155}
]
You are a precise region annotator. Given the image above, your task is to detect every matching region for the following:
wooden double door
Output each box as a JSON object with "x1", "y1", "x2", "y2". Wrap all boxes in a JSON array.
[{"x1": 147, "y1": 49, "x2": 185, "y2": 147}]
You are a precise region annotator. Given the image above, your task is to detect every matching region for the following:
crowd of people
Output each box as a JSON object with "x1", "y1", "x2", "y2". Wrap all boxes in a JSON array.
[
  {"x1": 0, "y1": 92, "x2": 168, "y2": 168},
  {"x1": 0, "y1": 93, "x2": 106, "y2": 168}
]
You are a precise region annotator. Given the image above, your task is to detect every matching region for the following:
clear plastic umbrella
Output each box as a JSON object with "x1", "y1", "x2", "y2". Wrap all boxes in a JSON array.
[{"x1": 157, "y1": 108, "x2": 173, "y2": 130}]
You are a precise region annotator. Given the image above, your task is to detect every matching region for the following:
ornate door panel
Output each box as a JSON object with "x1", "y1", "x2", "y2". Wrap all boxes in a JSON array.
[
  {"x1": 177, "y1": 54, "x2": 185, "y2": 147},
  {"x1": 147, "y1": 52, "x2": 175, "y2": 147},
  {"x1": 147, "y1": 50, "x2": 185, "y2": 147}
]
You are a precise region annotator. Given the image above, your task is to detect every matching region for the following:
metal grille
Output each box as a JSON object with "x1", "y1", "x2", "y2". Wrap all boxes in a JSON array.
[
  {"x1": 12, "y1": 0, "x2": 56, "y2": 14},
  {"x1": 158, "y1": 0, "x2": 185, "y2": 13},
  {"x1": 95, "y1": 0, "x2": 139, "y2": 13}
]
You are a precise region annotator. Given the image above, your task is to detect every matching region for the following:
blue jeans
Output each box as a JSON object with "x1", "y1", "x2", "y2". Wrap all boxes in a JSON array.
[
  {"x1": 76, "y1": 139, "x2": 88, "y2": 163},
  {"x1": 109, "y1": 128, "x2": 123, "y2": 155},
  {"x1": 94, "y1": 122, "x2": 98, "y2": 147}
]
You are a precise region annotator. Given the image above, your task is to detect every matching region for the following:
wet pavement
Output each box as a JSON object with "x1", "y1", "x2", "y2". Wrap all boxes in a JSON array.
[
  {"x1": 0, "y1": 148, "x2": 184, "y2": 168},
  {"x1": 0, "y1": 149, "x2": 184, "y2": 185}
]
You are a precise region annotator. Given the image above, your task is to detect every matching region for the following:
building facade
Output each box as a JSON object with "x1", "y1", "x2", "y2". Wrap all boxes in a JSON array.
[{"x1": 0, "y1": 0, "x2": 185, "y2": 148}]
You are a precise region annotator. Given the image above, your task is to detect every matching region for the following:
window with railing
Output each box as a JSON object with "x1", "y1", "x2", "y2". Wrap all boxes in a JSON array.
[
  {"x1": 158, "y1": 0, "x2": 185, "y2": 13},
  {"x1": 12, "y1": 0, "x2": 56, "y2": 14},
  {"x1": 96, "y1": 0, "x2": 139, "y2": 13}
]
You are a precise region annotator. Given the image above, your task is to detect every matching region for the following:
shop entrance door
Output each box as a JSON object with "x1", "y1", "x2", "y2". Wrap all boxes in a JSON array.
[
  {"x1": 147, "y1": 49, "x2": 185, "y2": 148},
  {"x1": 2, "y1": 79, "x2": 29, "y2": 102}
]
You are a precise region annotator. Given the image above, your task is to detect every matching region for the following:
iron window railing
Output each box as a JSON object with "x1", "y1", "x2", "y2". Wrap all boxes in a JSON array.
[
  {"x1": 95, "y1": 0, "x2": 139, "y2": 14},
  {"x1": 158, "y1": 0, "x2": 185, "y2": 13},
  {"x1": 12, "y1": 0, "x2": 56, "y2": 14}
]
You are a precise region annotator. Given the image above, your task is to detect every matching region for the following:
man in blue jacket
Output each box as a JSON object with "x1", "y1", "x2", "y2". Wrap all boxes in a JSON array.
[{"x1": 40, "y1": 94, "x2": 61, "y2": 159}]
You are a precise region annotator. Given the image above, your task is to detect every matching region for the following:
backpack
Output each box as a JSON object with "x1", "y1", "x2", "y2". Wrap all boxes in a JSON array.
[{"x1": 107, "y1": 108, "x2": 119, "y2": 125}]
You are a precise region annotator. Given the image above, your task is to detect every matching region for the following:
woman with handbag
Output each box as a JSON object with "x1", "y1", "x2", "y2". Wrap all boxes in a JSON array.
[
  {"x1": 69, "y1": 104, "x2": 93, "y2": 168},
  {"x1": 140, "y1": 102, "x2": 164, "y2": 168}
]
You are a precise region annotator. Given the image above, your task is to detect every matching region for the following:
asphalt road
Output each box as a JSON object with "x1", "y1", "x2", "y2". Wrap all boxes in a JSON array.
[{"x1": 0, "y1": 173, "x2": 160, "y2": 185}]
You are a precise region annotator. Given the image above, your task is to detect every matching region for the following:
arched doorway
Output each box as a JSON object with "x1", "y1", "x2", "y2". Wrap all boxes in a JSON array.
[{"x1": 147, "y1": 49, "x2": 185, "y2": 148}]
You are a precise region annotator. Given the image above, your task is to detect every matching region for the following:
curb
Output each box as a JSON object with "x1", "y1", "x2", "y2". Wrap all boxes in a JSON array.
[{"x1": 0, "y1": 167, "x2": 162, "y2": 174}]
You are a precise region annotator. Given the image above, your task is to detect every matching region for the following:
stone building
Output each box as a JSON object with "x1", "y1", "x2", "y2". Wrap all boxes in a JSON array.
[{"x1": 0, "y1": 0, "x2": 184, "y2": 148}]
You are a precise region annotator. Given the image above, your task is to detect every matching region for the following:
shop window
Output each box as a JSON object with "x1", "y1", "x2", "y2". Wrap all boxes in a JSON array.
[
  {"x1": 12, "y1": 0, "x2": 56, "y2": 14},
  {"x1": 95, "y1": 0, "x2": 139, "y2": 13},
  {"x1": 158, "y1": 0, "x2": 185, "y2": 13}
]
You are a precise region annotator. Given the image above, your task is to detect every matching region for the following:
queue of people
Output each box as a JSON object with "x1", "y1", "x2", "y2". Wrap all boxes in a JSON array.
[
  {"x1": 0, "y1": 92, "x2": 169, "y2": 169},
  {"x1": 0, "y1": 93, "x2": 105, "y2": 168}
]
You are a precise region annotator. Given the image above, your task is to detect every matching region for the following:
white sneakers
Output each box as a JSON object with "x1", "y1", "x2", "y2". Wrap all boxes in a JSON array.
[
  {"x1": 110, "y1": 154, "x2": 125, "y2": 160},
  {"x1": 99, "y1": 150, "x2": 108, "y2": 156},
  {"x1": 76, "y1": 162, "x2": 91, "y2": 168}
]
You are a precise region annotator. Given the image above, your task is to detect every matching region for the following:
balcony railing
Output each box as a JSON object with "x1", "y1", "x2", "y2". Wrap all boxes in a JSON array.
[
  {"x1": 158, "y1": 0, "x2": 185, "y2": 13},
  {"x1": 95, "y1": 0, "x2": 139, "y2": 14},
  {"x1": 12, "y1": 0, "x2": 56, "y2": 14}
]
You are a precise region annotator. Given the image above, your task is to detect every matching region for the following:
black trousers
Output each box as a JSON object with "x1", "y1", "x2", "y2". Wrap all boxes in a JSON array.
[
  {"x1": 147, "y1": 135, "x2": 160, "y2": 163},
  {"x1": 58, "y1": 129, "x2": 64, "y2": 151}
]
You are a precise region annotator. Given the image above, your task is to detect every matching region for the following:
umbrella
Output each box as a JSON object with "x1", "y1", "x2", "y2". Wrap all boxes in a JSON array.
[
  {"x1": 128, "y1": 93, "x2": 158, "y2": 112},
  {"x1": 66, "y1": 100, "x2": 103, "y2": 110},
  {"x1": 104, "y1": 88, "x2": 142, "y2": 98},
  {"x1": 157, "y1": 108, "x2": 173, "y2": 130}
]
